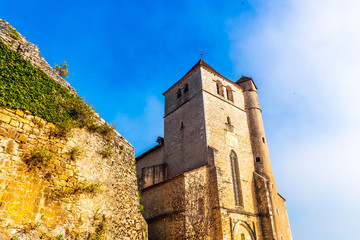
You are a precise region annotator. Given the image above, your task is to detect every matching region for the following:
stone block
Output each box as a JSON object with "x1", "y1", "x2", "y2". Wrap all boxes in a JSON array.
[
  {"x1": 69, "y1": 177, "x2": 77, "y2": 183},
  {"x1": 53, "y1": 180, "x2": 61, "y2": 186},
  {"x1": 59, "y1": 175, "x2": 68, "y2": 180},
  {"x1": 0, "y1": 113, "x2": 11, "y2": 123},
  {"x1": 28, "y1": 139, "x2": 38, "y2": 145},
  {"x1": 11, "y1": 156, "x2": 20, "y2": 161},
  {"x1": 65, "y1": 170, "x2": 74, "y2": 177},
  {"x1": 46, "y1": 122, "x2": 56, "y2": 129},
  {"x1": 9, "y1": 119, "x2": 19, "y2": 127},
  {"x1": 59, "y1": 180, "x2": 67, "y2": 186},
  {"x1": 20, "y1": 144, "x2": 28, "y2": 150},
  {"x1": 22, "y1": 124, "x2": 32, "y2": 131},
  {"x1": 18, "y1": 134, "x2": 27, "y2": 143},
  {"x1": 53, "y1": 160, "x2": 60, "y2": 166},
  {"x1": 7, "y1": 130, "x2": 17, "y2": 139},
  {"x1": 15, "y1": 109, "x2": 24, "y2": 117},
  {"x1": 0, "y1": 128, "x2": 6, "y2": 136}
]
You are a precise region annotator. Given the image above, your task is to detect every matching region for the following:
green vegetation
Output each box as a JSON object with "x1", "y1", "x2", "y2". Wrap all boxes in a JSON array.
[
  {"x1": 138, "y1": 190, "x2": 144, "y2": 212},
  {"x1": 8, "y1": 27, "x2": 21, "y2": 40},
  {"x1": 19, "y1": 221, "x2": 40, "y2": 233},
  {"x1": 88, "y1": 123, "x2": 115, "y2": 140},
  {"x1": 69, "y1": 230, "x2": 83, "y2": 240},
  {"x1": 56, "y1": 235, "x2": 64, "y2": 240},
  {"x1": 91, "y1": 212, "x2": 107, "y2": 240},
  {"x1": 25, "y1": 147, "x2": 54, "y2": 168},
  {"x1": 68, "y1": 146, "x2": 82, "y2": 161},
  {"x1": 99, "y1": 143, "x2": 114, "y2": 158},
  {"x1": 32, "y1": 116, "x2": 45, "y2": 128},
  {"x1": 90, "y1": 232, "x2": 107, "y2": 240},
  {"x1": 1, "y1": 20, "x2": 21, "y2": 40},
  {"x1": 119, "y1": 145, "x2": 124, "y2": 154},
  {"x1": 0, "y1": 41, "x2": 93, "y2": 132},
  {"x1": 11, "y1": 238, "x2": 20, "y2": 240},
  {"x1": 0, "y1": 40, "x2": 115, "y2": 138},
  {"x1": 53, "y1": 180, "x2": 102, "y2": 199},
  {"x1": 54, "y1": 61, "x2": 69, "y2": 78}
]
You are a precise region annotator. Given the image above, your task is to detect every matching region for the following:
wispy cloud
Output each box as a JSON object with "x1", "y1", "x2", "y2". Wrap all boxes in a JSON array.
[
  {"x1": 114, "y1": 95, "x2": 164, "y2": 155},
  {"x1": 229, "y1": 0, "x2": 360, "y2": 239}
]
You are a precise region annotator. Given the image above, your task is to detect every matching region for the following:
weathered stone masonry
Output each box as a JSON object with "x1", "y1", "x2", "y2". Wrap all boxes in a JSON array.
[
  {"x1": 137, "y1": 60, "x2": 292, "y2": 240},
  {"x1": 0, "y1": 20, "x2": 147, "y2": 239}
]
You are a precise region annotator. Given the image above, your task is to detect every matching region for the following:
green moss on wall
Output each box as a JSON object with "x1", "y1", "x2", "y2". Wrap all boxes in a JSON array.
[{"x1": 0, "y1": 40, "x2": 95, "y2": 132}]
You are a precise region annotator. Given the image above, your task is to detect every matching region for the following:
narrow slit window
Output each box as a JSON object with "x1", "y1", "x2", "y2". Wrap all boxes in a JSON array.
[
  {"x1": 227, "y1": 116, "x2": 231, "y2": 125},
  {"x1": 176, "y1": 89, "x2": 182, "y2": 99},
  {"x1": 230, "y1": 150, "x2": 243, "y2": 206},
  {"x1": 255, "y1": 157, "x2": 261, "y2": 163},
  {"x1": 184, "y1": 83, "x2": 189, "y2": 93}
]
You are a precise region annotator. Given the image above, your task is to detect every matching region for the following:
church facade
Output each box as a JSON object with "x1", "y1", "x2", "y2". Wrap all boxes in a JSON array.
[{"x1": 136, "y1": 60, "x2": 292, "y2": 240}]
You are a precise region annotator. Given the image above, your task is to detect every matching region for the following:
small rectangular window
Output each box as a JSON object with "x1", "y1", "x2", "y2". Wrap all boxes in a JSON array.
[
  {"x1": 180, "y1": 121, "x2": 184, "y2": 130},
  {"x1": 184, "y1": 84, "x2": 189, "y2": 93},
  {"x1": 255, "y1": 157, "x2": 261, "y2": 163},
  {"x1": 176, "y1": 89, "x2": 182, "y2": 99}
]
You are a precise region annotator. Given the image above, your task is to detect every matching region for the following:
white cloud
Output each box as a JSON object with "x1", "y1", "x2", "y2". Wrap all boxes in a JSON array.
[{"x1": 229, "y1": 0, "x2": 360, "y2": 239}]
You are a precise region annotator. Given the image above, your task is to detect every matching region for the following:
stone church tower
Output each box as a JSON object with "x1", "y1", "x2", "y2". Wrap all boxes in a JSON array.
[{"x1": 136, "y1": 60, "x2": 292, "y2": 240}]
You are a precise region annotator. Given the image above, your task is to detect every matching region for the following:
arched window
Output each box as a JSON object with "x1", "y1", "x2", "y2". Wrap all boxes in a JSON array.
[
  {"x1": 216, "y1": 80, "x2": 224, "y2": 96},
  {"x1": 230, "y1": 150, "x2": 243, "y2": 206},
  {"x1": 184, "y1": 83, "x2": 189, "y2": 93},
  {"x1": 226, "y1": 86, "x2": 233, "y2": 102}
]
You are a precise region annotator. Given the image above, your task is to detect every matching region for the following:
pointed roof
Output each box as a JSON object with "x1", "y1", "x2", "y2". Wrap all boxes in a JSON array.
[
  {"x1": 236, "y1": 75, "x2": 253, "y2": 83},
  {"x1": 163, "y1": 59, "x2": 242, "y2": 95},
  {"x1": 235, "y1": 75, "x2": 257, "y2": 89},
  {"x1": 187, "y1": 59, "x2": 232, "y2": 82}
]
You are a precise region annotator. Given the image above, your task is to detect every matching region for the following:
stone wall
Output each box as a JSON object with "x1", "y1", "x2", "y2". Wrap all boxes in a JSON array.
[
  {"x1": 201, "y1": 66, "x2": 257, "y2": 213},
  {"x1": 142, "y1": 165, "x2": 222, "y2": 240},
  {"x1": 273, "y1": 194, "x2": 292, "y2": 240},
  {"x1": 136, "y1": 146, "x2": 164, "y2": 189},
  {"x1": 0, "y1": 106, "x2": 146, "y2": 239},
  {"x1": 0, "y1": 19, "x2": 146, "y2": 240},
  {"x1": 163, "y1": 67, "x2": 208, "y2": 178}
]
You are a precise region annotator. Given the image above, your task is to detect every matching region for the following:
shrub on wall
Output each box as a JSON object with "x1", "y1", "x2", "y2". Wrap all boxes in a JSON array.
[
  {"x1": 54, "y1": 61, "x2": 69, "y2": 78},
  {"x1": 25, "y1": 147, "x2": 54, "y2": 168}
]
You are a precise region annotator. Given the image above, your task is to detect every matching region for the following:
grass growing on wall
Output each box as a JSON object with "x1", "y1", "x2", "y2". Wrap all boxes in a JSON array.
[{"x1": 0, "y1": 40, "x2": 99, "y2": 135}]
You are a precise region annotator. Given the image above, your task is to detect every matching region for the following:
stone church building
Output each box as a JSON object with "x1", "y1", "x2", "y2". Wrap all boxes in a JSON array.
[{"x1": 136, "y1": 60, "x2": 292, "y2": 240}]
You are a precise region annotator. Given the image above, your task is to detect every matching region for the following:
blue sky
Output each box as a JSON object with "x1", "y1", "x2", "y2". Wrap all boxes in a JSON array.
[{"x1": 2, "y1": 0, "x2": 360, "y2": 239}]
